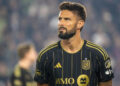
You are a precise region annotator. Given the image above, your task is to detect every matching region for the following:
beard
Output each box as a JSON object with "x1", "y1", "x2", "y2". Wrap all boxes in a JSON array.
[{"x1": 58, "y1": 26, "x2": 76, "y2": 39}]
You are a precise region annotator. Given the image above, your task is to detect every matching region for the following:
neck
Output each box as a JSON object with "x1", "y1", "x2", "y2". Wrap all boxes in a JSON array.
[
  {"x1": 18, "y1": 58, "x2": 31, "y2": 70},
  {"x1": 61, "y1": 32, "x2": 84, "y2": 53}
]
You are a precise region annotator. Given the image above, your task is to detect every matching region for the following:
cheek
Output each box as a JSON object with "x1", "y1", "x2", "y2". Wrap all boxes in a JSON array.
[
  {"x1": 64, "y1": 23, "x2": 72, "y2": 30},
  {"x1": 67, "y1": 23, "x2": 76, "y2": 30},
  {"x1": 66, "y1": 21, "x2": 72, "y2": 26},
  {"x1": 30, "y1": 52, "x2": 37, "y2": 61}
]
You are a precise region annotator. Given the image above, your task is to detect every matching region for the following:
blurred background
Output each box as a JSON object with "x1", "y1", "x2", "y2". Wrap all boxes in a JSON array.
[{"x1": 0, "y1": 0, "x2": 120, "y2": 86}]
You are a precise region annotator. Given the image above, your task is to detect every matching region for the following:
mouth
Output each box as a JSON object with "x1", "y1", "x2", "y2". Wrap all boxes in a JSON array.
[{"x1": 59, "y1": 27, "x2": 66, "y2": 31}]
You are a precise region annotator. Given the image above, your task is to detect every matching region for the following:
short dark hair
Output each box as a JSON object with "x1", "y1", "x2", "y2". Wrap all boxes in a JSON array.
[
  {"x1": 17, "y1": 42, "x2": 34, "y2": 59},
  {"x1": 59, "y1": 1, "x2": 87, "y2": 21}
]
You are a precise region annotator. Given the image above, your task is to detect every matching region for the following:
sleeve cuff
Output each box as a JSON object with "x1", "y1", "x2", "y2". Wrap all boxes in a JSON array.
[{"x1": 99, "y1": 74, "x2": 114, "y2": 82}]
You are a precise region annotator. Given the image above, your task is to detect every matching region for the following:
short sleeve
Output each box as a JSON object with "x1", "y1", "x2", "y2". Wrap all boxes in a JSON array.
[
  {"x1": 34, "y1": 53, "x2": 49, "y2": 84},
  {"x1": 96, "y1": 50, "x2": 114, "y2": 82}
]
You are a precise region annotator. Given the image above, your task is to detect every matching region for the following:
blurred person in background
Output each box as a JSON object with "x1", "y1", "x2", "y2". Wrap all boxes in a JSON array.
[
  {"x1": 10, "y1": 42, "x2": 37, "y2": 86},
  {"x1": 34, "y1": 1, "x2": 114, "y2": 86},
  {"x1": 0, "y1": 61, "x2": 9, "y2": 86}
]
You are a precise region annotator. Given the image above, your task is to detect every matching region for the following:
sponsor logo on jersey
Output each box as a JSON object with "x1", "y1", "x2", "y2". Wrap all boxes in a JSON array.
[
  {"x1": 56, "y1": 78, "x2": 75, "y2": 84},
  {"x1": 54, "y1": 62, "x2": 62, "y2": 68},
  {"x1": 55, "y1": 74, "x2": 89, "y2": 85},
  {"x1": 81, "y1": 59, "x2": 90, "y2": 70},
  {"x1": 77, "y1": 74, "x2": 89, "y2": 86}
]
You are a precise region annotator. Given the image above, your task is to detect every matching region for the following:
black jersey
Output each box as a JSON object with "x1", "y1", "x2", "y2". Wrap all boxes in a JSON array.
[
  {"x1": 34, "y1": 40, "x2": 114, "y2": 86},
  {"x1": 10, "y1": 65, "x2": 36, "y2": 86}
]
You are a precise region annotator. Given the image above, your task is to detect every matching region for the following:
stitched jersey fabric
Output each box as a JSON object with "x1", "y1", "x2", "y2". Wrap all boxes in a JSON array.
[{"x1": 34, "y1": 40, "x2": 114, "y2": 86}]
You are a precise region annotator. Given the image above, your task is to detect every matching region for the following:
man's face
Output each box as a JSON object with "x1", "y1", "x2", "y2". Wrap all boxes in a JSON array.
[
  {"x1": 26, "y1": 47, "x2": 37, "y2": 63},
  {"x1": 58, "y1": 10, "x2": 79, "y2": 39}
]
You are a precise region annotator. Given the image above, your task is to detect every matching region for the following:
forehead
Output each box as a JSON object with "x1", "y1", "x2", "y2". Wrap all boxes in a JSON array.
[{"x1": 59, "y1": 10, "x2": 77, "y2": 18}]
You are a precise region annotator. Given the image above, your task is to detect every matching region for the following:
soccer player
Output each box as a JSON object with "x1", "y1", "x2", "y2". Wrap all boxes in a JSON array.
[
  {"x1": 34, "y1": 1, "x2": 114, "y2": 86},
  {"x1": 10, "y1": 42, "x2": 37, "y2": 86}
]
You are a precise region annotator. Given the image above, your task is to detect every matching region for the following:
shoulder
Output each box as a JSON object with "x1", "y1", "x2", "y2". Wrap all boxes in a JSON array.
[
  {"x1": 85, "y1": 40, "x2": 108, "y2": 60},
  {"x1": 39, "y1": 42, "x2": 59, "y2": 57},
  {"x1": 37, "y1": 42, "x2": 59, "y2": 61},
  {"x1": 12, "y1": 65, "x2": 22, "y2": 78}
]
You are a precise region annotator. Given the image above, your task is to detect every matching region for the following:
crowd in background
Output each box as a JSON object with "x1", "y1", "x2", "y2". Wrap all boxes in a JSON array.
[{"x1": 0, "y1": 0, "x2": 120, "y2": 86}]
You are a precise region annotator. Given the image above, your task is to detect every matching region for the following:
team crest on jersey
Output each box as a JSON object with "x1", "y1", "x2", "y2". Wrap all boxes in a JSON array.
[{"x1": 81, "y1": 59, "x2": 90, "y2": 70}]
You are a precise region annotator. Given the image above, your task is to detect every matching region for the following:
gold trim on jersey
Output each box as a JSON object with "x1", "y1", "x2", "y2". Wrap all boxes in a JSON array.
[
  {"x1": 80, "y1": 49, "x2": 82, "y2": 74},
  {"x1": 86, "y1": 41, "x2": 108, "y2": 60},
  {"x1": 62, "y1": 49, "x2": 64, "y2": 86},
  {"x1": 87, "y1": 41, "x2": 108, "y2": 57},
  {"x1": 38, "y1": 42, "x2": 58, "y2": 61},
  {"x1": 71, "y1": 54, "x2": 73, "y2": 86}
]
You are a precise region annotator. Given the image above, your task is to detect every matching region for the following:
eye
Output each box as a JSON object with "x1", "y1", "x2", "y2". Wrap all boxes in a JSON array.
[
  {"x1": 64, "y1": 18, "x2": 70, "y2": 21},
  {"x1": 58, "y1": 17, "x2": 62, "y2": 20}
]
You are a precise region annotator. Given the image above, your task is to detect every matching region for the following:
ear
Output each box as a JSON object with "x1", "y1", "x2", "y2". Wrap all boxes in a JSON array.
[{"x1": 77, "y1": 20, "x2": 85, "y2": 30}]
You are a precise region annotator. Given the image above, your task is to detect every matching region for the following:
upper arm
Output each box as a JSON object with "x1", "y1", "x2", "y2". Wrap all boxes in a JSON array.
[
  {"x1": 96, "y1": 48, "x2": 114, "y2": 82},
  {"x1": 98, "y1": 80, "x2": 112, "y2": 86},
  {"x1": 34, "y1": 52, "x2": 49, "y2": 84}
]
